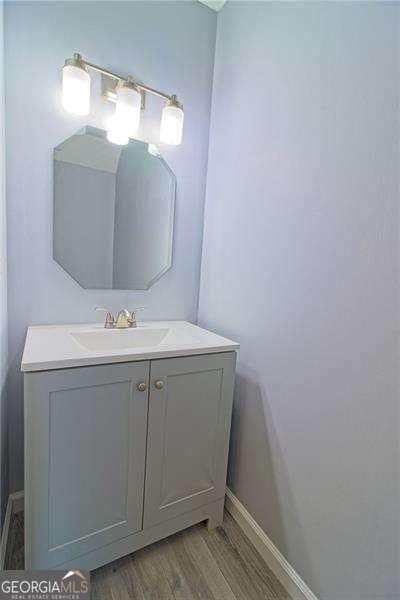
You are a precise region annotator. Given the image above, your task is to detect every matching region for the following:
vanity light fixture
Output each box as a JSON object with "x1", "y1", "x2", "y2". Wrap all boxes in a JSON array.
[
  {"x1": 106, "y1": 80, "x2": 141, "y2": 145},
  {"x1": 62, "y1": 53, "x2": 184, "y2": 146},
  {"x1": 115, "y1": 80, "x2": 142, "y2": 137},
  {"x1": 160, "y1": 96, "x2": 184, "y2": 146},
  {"x1": 62, "y1": 55, "x2": 90, "y2": 116}
]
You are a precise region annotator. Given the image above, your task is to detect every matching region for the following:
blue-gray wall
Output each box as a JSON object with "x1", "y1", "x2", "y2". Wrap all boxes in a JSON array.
[
  {"x1": 4, "y1": 0, "x2": 216, "y2": 493},
  {"x1": 199, "y1": 2, "x2": 399, "y2": 599},
  {"x1": 0, "y1": 0, "x2": 8, "y2": 528}
]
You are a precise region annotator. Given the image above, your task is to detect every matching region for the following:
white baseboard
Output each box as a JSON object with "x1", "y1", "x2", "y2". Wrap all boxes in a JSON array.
[
  {"x1": 225, "y1": 488, "x2": 318, "y2": 600},
  {"x1": 0, "y1": 490, "x2": 24, "y2": 570}
]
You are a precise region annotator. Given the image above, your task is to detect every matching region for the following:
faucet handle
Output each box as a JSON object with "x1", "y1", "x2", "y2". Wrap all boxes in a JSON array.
[
  {"x1": 130, "y1": 307, "x2": 145, "y2": 327},
  {"x1": 95, "y1": 307, "x2": 115, "y2": 329}
]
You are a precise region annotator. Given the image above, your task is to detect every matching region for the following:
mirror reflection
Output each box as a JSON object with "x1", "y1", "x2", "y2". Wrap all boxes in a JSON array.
[{"x1": 53, "y1": 126, "x2": 175, "y2": 290}]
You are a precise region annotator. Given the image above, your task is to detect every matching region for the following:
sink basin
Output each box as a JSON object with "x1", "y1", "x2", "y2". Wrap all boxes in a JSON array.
[{"x1": 71, "y1": 328, "x2": 170, "y2": 352}]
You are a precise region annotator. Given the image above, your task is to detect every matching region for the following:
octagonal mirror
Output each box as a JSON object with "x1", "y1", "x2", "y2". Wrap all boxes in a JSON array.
[{"x1": 53, "y1": 126, "x2": 175, "y2": 289}]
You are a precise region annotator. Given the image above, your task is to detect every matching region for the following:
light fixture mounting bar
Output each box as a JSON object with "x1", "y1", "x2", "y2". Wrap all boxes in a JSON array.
[
  {"x1": 76, "y1": 54, "x2": 173, "y2": 102},
  {"x1": 101, "y1": 74, "x2": 146, "y2": 109}
]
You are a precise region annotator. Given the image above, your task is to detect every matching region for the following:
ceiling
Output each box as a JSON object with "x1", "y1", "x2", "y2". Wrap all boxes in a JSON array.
[{"x1": 198, "y1": 0, "x2": 227, "y2": 12}]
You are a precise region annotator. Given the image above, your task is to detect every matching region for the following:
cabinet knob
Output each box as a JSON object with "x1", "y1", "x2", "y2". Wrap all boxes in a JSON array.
[
  {"x1": 154, "y1": 380, "x2": 164, "y2": 390},
  {"x1": 137, "y1": 382, "x2": 147, "y2": 392}
]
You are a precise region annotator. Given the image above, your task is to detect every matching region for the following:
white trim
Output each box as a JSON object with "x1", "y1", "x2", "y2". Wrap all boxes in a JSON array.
[
  {"x1": 225, "y1": 488, "x2": 319, "y2": 600},
  {"x1": 0, "y1": 490, "x2": 24, "y2": 570}
]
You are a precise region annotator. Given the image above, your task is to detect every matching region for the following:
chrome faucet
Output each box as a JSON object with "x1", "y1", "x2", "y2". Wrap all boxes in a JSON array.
[{"x1": 95, "y1": 307, "x2": 145, "y2": 329}]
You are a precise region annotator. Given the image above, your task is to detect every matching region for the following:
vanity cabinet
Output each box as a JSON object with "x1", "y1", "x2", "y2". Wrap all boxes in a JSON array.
[{"x1": 24, "y1": 351, "x2": 236, "y2": 571}]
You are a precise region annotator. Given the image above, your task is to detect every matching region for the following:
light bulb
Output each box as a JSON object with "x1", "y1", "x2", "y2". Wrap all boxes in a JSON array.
[
  {"x1": 106, "y1": 115, "x2": 129, "y2": 146},
  {"x1": 115, "y1": 82, "x2": 141, "y2": 137},
  {"x1": 160, "y1": 97, "x2": 184, "y2": 146},
  {"x1": 62, "y1": 55, "x2": 90, "y2": 116}
]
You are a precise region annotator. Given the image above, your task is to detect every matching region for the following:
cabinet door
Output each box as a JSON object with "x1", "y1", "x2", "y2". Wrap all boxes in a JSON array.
[
  {"x1": 24, "y1": 361, "x2": 150, "y2": 568},
  {"x1": 144, "y1": 352, "x2": 235, "y2": 528}
]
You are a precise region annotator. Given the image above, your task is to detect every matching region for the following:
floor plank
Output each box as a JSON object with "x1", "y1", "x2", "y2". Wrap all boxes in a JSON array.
[
  {"x1": 6, "y1": 510, "x2": 290, "y2": 600},
  {"x1": 200, "y1": 513, "x2": 290, "y2": 600},
  {"x1": 179, "y1": 525, "x2": 236, "y2": 600},
  {"x1": 166, "y1": 528, "x2": 223, "y2": 599}
]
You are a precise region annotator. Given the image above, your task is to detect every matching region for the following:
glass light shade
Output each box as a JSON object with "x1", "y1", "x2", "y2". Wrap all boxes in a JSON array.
[
  {"x1": 160, "y1": 102, "x2": 184, "y2": 146},
  {"x1": 62, "y1": 64, "x2": 90, "y2": 116},
  {"x1": 115, "y1": 85, "x2": 141, "y2": 137},
  {"x1": 106, "y1": 115, "x2": 129, "y2": 146}
]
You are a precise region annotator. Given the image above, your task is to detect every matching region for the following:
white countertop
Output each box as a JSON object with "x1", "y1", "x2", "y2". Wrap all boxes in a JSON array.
[{"x1": 21, "y1": 321, "x2": 239, "y2": 373}]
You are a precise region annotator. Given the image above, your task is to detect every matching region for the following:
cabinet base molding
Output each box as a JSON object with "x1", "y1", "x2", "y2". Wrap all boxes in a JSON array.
[
  {"x1": 50, "y1": 498, "x2": 225, "y2": 572},
  {"x1": 225, "y1": 488, "x2": 319, "y2": 600}
]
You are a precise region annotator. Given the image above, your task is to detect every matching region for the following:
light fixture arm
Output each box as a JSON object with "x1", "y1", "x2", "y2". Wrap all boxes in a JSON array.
[{"x1": 71, "y1": 53, "x2": 175, "y2": 103}]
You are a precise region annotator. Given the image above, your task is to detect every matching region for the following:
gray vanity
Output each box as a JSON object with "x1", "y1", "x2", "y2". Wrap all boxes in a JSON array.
[{"x1": 22, "y1": 321, "x2": 238, "y2": 570}]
